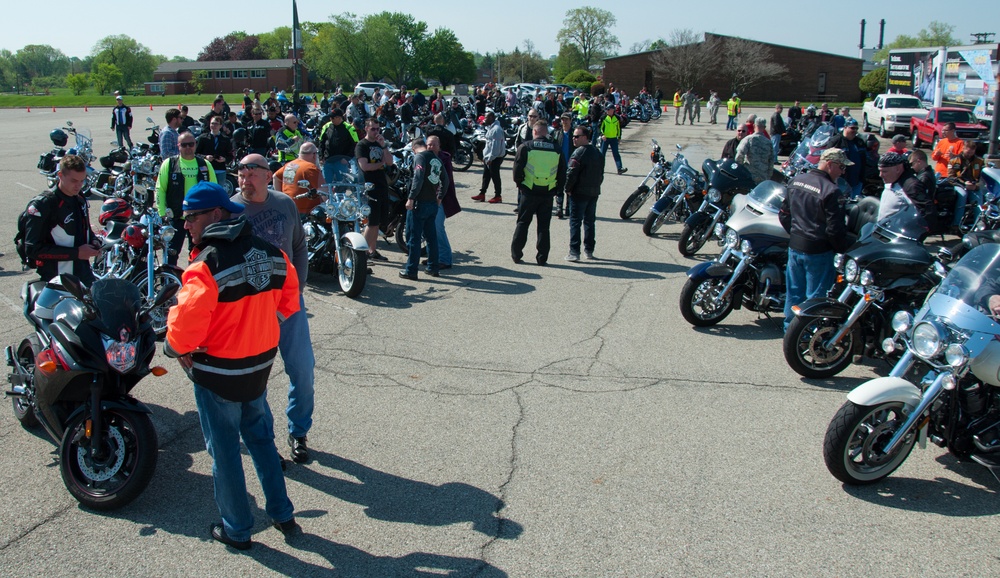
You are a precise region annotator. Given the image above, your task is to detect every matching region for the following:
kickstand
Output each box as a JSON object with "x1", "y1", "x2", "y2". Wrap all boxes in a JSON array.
[
  {"x1": 970, "y1": 455, "x2": 1000, "y2": 484},
  {"x1": 760, "y1": 309, "x2": 783, "y2": 331}
]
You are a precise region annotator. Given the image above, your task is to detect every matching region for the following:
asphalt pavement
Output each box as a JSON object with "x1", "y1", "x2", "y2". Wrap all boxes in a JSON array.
[{"x1": 0, "y1": 105, "x2": 997, "y2": 577}]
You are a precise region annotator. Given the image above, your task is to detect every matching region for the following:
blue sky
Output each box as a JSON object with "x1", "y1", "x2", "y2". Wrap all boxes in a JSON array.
[{"x1": 5, "y1": 1, "x2": 998, "y2": 60}]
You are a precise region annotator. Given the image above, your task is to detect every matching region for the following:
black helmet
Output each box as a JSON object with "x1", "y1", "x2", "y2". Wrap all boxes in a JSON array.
[
  {"x1": 49, "y1": 129, "x2": 68, "y2": 147},
  {"x1": 232, "y1": 127, "x2": 248, "y2": 145}
]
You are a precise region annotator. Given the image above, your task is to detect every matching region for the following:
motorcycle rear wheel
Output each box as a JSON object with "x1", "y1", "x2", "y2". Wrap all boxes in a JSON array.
[
  {"x1": 823, "y1": 401, "x2": 915, "y2": 485},
  {"x1": 678, "y1": 221, "x2": 711, "y2": 257},
  {"x1": 11, "y1": 340, "x2": 39, "y2": 428},
  {"x1": 338, "y1": 239, "x2": 368, "y2": 298},
  {"x1": 454, "y1": 145, "x2": 474, "y2": 172},
  {"x1": 783, "y1": 316, "x2": 855, "y2": 378},
  {"x1": 60, "y1": 408, "x2": 158, "y2": 510},
  {"x1": 642, "y1": 210, "x2": 669, "y2": 237},
  {"x1": 619, "y1": 186, "x2": 652, "y2": 220},
  {"x1": 135, "y1": 270, "x2": 182, "y2": 339},
  {"x1": 679, "y1": 276, "x2": 735, "y2": 326}
]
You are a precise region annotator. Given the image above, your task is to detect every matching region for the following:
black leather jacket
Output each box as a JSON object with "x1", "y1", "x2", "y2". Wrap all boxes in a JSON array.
[
  {"x1": 23, "y1": 186, "x2": 96, "y2": 284},
  {"x1": 779, "y1": 168, "x2": 850, "y2": 254},
  {"x1": 565, "y1": 144, "x2": 605, "y2": 198}
]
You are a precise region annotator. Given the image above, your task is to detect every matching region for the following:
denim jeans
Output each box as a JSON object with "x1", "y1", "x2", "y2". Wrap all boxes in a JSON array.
[
  {"x1": 193, "y1": 384, "x2": 294, "y2": 542},
  {"x1": 279, "y1": 294, "x2": 315, "y2": 438},
  {"x1": 115, "y1": 126, "x2": 133, "y2": 148},
  {"x1": 568, "y1": 195, "x2": 597, "y2": 254},
  {"x1": 600, "y1": 138, "x2": 622, "y2": 171},
  {"x1": 953, "y1": 187, "x2": 982, "y2": 227},
  {"x1": 322, "y1": 156, "x2": 355, "y2": 185},
  {"x1": 784, "y1": 249, "x2": 837, "y2": 331},
  {"x1": 771, "y1": 134, "x2": 782, "y2": 159},
  {"x1": 434, "y1": 204, "x2": 452, "y2": 266},
  {"x1": 405, "y1": 200, "x2": 438, "y2": 275},
  {"x1": 166, "y1": 217, "x2": 188, "y2": 266}
]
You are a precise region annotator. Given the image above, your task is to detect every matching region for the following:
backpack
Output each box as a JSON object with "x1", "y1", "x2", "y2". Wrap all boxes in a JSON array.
[{"x1": 13, "y1": 193, "x2": 52, "y2": 269}]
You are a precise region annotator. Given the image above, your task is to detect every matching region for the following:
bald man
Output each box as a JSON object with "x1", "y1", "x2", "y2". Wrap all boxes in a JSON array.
[{"x1": 273, "y1": 142, "x2": 324, "y2": 214}]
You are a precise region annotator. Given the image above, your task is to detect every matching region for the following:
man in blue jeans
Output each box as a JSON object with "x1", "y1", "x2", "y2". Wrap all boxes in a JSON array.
[
  {"x1": 399, "y1": 137, "x2": 448, "y2": 280},
  {"x1": 779, "y1": 148, "x2": 852, "y2": 330},
  {"x1": 599, "y1": 106, "x2": 627, "y2": 175},
  {"x1": 564, "y1": 125, "x2": 605, "y2": 261}
]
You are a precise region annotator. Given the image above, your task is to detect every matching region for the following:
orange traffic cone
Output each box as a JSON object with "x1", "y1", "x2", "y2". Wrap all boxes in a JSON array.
[
  {"x1": 52, "y1": 106, "x2": 56, "y2": 112},
  {"x1": 150, "y1": 104, "x2": 154, "y2": 110},
  {"x1": 27, "y1": 106, "x2": 30, "y2": 112}
]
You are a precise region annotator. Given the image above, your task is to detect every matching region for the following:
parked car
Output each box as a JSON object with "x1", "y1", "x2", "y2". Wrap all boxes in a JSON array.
[
  {"x1": 910, "y1": 107, "x2": 991, "y2": 154},
  {"x1": 862, "y1": 94, "x2": 927, "y2": 137},
  {"x1": 354, "y1": 82, "x2": 397, "y2": 98}
]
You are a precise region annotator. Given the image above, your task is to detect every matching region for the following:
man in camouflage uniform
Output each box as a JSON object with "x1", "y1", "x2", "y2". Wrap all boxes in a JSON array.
[
  {"x1": 735, "y1": 117, "x2": 775, "y2": 184},
  {"x1": 682, "y1": 88, "x2": 697, "y2": 125}
]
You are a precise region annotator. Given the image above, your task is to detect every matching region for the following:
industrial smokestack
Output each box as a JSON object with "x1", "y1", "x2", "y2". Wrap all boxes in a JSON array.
[
  {"x1": 859, "y1": 19, "x2": 866, "y2": 51},
  {"x1": 878, "y1": 19, "x2": 885, "y2": 50}
]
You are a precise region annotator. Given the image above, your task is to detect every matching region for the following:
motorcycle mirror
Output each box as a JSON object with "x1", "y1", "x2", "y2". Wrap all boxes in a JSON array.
[
  {"x1": 146, "y1": 117, "x2": 154, "y2": 123},
  {"x1": 66, "y1": 120, "x2": 74, "y2": 127},
  {"x1": 59, "y1": 274, "x2": 87, "y2": 301},
  {"x1": 675, "y1": 144, "x2": 682, "y2": 151},
  {"x1": 150, "y1": 283, "x2": 180, "y2": 310},
  {"x1": 297, "y1": 179, "x2": 311, "y2": 189}
]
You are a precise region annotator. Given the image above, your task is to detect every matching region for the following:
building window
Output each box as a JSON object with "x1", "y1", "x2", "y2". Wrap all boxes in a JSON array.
[
  {"x1": 250, "y1": 69, "x2": 266, "y2": 78},
  {"x1": 216, "y1": 70, "x2": 230, "y2": 79},
  {"x1": 149, "y1": 84, "x2": 163, "y2": 93},
  {"x1": 233, "y1": 70, "x2": 248, "y2": 79}
]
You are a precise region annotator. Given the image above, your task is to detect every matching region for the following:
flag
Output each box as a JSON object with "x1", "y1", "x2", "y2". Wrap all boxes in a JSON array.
[{"x1": 292, "y1": 0, "x2": 302, "y2": 52}]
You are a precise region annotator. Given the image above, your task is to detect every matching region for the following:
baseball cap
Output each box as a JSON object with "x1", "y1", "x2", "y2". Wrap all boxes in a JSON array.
[
  {"x1": 116, "y1": 96, "x2": 123, "y2": 101},
  {"x1": 891, "y1": 134, "x2": 907, "y2": 144},
  {"x1": 844, "y1": 118, "x2": 859, "y2": 128},
  {"x1": 878, "y1": 152, "x2": 907, "y2": 168},
  {"x1": 820, "y1": 148, "x2": 855, "y2": 166},
  {"x1": 330, "y1": 108, "x2": 344, "y2": 118},
  {"x1": 183, "y1": 181, "x2": 245, "y2": 214},
  {"x1": 560, "y1": 112, "x2": 573, "y2": 120}
]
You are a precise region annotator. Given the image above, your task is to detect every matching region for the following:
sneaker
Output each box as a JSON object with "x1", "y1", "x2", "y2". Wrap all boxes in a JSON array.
[
  {"x1": 368, "y1": 250, "x2": 388, "y2": 262},
  {"x1": 211, "y1": 523, "x2": 252, "y2": 551},
  {"x1": 471, "y1": 194, "x2": 486, "y2": 202},
  {"x1": 487, "y1": 196, "x2": 503, "y2": 204},
  {"x1": 288, "y1": 434, "x2": 309, "y2": 463},
  {"x1": 617, "y1": 167, "x2": 628, "y2": 175},
  {"x1": 565, "y1": 253, "x2": 580, "y2": 262},
  {"x1": 272, "y1": 518, "x2": 303, "y2": 538},
  {"x1": 584, "y1": 251, "x2": 595, "y2": 260}
]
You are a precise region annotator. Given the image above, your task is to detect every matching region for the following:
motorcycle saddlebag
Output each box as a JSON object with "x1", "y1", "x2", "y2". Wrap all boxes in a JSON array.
[{"x1": 37, "y1": 152, "x2": 57, "y2": 172}]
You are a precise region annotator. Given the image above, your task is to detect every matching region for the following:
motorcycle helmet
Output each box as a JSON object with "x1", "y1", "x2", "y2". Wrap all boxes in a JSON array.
[
  {"x1": 232, "y1": 127, "x2": 248, "y2": 146},
  {"x1": 122, "y1": 224, "x2": 148, "y2": 249},
  {"x1": 49, "y1": 128, "x2": 68, "y2": 147},
  {"x1": 99, "y1": 198, "x2": 133, "y2": 225}
]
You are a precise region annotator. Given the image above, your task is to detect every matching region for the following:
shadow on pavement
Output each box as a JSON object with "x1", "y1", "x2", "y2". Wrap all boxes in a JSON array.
[
  {"x1": 842, "y1": 460, "x2": 1000, "y2": 516},
  {"x1": 285, "y1": 450, "x2": 523, "y2": 540}
]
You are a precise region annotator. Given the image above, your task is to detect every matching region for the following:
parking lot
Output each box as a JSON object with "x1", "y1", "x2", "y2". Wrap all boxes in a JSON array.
[{"x1": 0, "y1": 105, "x2": 997, "y2": 577}]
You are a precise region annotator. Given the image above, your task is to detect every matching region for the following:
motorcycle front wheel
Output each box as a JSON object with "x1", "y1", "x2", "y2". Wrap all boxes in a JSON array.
[
  {"x1": 679, "y1": 276, "x2": 735, "y2": 326},
  {"x1": 642, "y1": 210, "x2": 670, "y2": 237},
  {"x1": 60, "y1": 407, "x2": 158, "y2": 510},
  {"x1": 620, "y1": 186, "x2": 652, "y2": 220},
  {"x1": 783, "y1": 316, "x2": 855, "y2": 378},
  {"x1": 678, "y1": 220, "x2": 711, "y2": 257},
  {"x1": 823, "y1": 401, "x2": 915, "y2": 485},
  {"x1": 11, "y1": 340, "x2": 39, "y2": 428},
  {"x1": 135, "y1": 270, "x2": 182, "y2": 338},
  {"x1": 338, "y1": 240, "x2": 368, "y2": 298},
  {"x1": 454, "y1": 145, "x2": 474, "y2": 172}
]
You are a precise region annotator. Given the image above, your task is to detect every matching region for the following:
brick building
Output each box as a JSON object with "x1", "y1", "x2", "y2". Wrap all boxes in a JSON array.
[
  {"x1": 145, "y1": 59, "x2": 310, "y2": 96},
  {"x1": 603, "y1": 33, "x2": 863, "y2": 103}
]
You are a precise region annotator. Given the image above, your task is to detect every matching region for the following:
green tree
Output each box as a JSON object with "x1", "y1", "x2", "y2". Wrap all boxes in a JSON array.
[
  {"x1": 308, "y1": 15, "x2": 383, "y2": 86},
  {"x1": 189, "y1": 70, "x2": 209, "y2": 94},
  {"x1": 553, "y1": 44, "x2": 586, "y2": 82},
  {"x1": 370, "y1": 12, "x2": 427, "y2": 86},
  {"x1": 14, "y1": 44, "x2": 69, "y2": 79},
  {"x1": 859, "y1": 67, "x2": 887, "y2": 96},
  {"x1": 65, "y1": 73, "x2": 90, "y2": 95},
  {"x1": 419, "y1": 28, "x2": 475, "y2": 87},
  {"x1": 91, "y1": 35, "x2": 157, "y2": 92},
  {"x1": 556, "y1": 7, "x2": 619, "y2": 68},
  {"x1": 873, "y1": 21, "x2": 958, "y2": 61},
  {"x1": 257, "y1": 27, "x2": 293, "y2": 60},
  {"x1": 562, "y1": 70, "x2": 596, "y2": 84},
  {"x1": 91, "y1": 63, "x2": 123, "y2": 95},
  {"x1": 0, "y1": 49, "x2": 16, "y2": 89},
  {"x1": 497, "y1": 42, "x2": 549, "y2": 85}
]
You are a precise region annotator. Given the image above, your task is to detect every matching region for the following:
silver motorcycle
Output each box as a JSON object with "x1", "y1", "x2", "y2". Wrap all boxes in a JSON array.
[{"x1": 824, "y1": 243, "x2": 1000, "y2": 484}]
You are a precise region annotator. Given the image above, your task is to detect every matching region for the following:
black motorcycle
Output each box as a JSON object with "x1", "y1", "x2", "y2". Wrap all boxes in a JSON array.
[
  {"x1": 619, "y1": 139, "x2": 671, "y2": 220},
  {"x1": 784, "y1": 204, "x2": 942, "y2": 378},
  {"x1": 678, "y1": 160, "x2": 756, "y2": 257},
  {"x1": 6, "y1": 274, "x2": 178, "y2": 510}
]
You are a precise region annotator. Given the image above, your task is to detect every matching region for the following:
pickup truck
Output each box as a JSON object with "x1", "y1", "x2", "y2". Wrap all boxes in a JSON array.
[
  {"x1": 862, "y1": 94, "x2": 927, "y2": 137},
  {"x1": 910, "y1": 107, "x2": 990, "y2": 154}
]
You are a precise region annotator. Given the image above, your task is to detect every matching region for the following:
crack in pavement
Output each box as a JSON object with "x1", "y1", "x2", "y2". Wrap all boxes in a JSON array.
[{"x1": 0, "y1": 503, "x2": 73, "y2": 551}]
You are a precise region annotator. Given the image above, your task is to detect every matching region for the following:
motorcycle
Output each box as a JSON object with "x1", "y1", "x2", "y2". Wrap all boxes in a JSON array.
[
  {"x1": 92, "y1": 206, "x2": 183, "y2": 338},
  {"x1": 780, "y1": 122, "x2": 835, "y2": 182},
  {"x1": 619, "y1": 139, "x2": 671, "y2": 219},
  {"x1": 39, "y1": 122, "x2": 97, "y2": 196},
  {"x1": 5, "y1": 274, "x2": 178, "y2": 509},
  {"x1": 297, "y1": 173, "x2": 372, "y2": 297},
  {"x1": 823, "y1": 243, "x2": 1000, "y2": 485},
  {"x1": 677, "y1": 159, "x2": 756, "y2": 257},
  {"x1": 641, "y1": 154, "x2": 714, "y2": 236},
  {"x1": 784, "y1": 203, "x2": 941, "y2": 378},
  {"x1": 678, "y1": 180, "x2": 790, "y2": 326}
]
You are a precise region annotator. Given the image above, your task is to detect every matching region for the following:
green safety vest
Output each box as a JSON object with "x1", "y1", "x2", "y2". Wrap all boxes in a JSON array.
[
  {"x1": 278, "y1": 127, "x2": 303, "y2": 162},
  {"x1": 523, "y1": 143, "x2": 560, "y2": 191},
  {"x1": 601, "y1": 115, "x2": 621, "y2": 139}
]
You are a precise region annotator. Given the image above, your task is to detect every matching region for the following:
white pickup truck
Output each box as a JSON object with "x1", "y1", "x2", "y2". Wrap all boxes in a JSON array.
[{"x1": 862, "y1": 94, "x2": 927, "y2": 137}]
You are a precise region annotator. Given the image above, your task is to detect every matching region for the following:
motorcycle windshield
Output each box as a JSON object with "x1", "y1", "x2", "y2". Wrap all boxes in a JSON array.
[
  {"x1": 75, "y1": 127, "x2": 92, "y2": 148},
  {"x1": 929, "y1": 244, "x2": 1000, "y2": 330},
  {"x1": 90, "y1": 278, "x2": 142, "y2": 338},
  {"x1": 870, "y1": 197, "x2": 929, "y2": 241},
  {"x1": 747, "y1": 181, "x2": 786, "y2": 214}
]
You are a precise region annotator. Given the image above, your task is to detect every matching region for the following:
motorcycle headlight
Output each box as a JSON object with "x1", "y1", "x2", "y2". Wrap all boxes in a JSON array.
[
  {"x1": 160, "y1": 226, "x2": 176, "y2": 243},
  {"x1": 360, "y1": 203, "x2": 371, "y2": 217},
  {"x1": 891, "y1": 311, "x2": 913, "y2": 333},
  {"x1": 725, "y1": 228, "x2": 739, "y2": 249},
  {"x1": 707, "y1": 187, "x2": 722, "y2": 203},
  {"x1": 844, "y1": 259, "x2": 859, "y2": 283},
  {"x1": 714, "y1": 223, "x2": 726, "y2": 240},
  {"x1": 103, "y1": 336, "x2": 138, "y2": 374},
  {"x1": 833, "y1": 253, "x2": 845, "y2": 270},
  {"x1": 860, "y1": 270, "x2": 874, "y2": 286},
  {"x1": 740, "y1": 239, "x2": 752, "y2": 254},
  {"x1": 912, "y1": 321, "x2": 946, "y2": 359},
  {"x1": 945, "y1": 343, "x2": 969, "y2": 367}
]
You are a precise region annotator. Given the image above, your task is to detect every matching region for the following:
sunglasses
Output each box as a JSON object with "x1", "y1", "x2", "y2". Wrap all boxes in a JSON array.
[
  {"x1": 573, "y1": 134, "x2": 586, "y2": 138},
  {"x1": 183, "y1": 208, "x2": 215, "y2": 222},
  {"x1": 179, "y1": 142, "x2": 196, "y2": 148},
  {"x1": 238, "y1": 162, "x2": 265, "y2": 171}
]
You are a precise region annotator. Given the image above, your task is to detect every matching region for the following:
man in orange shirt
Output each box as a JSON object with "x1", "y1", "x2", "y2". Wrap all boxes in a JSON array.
[
  {"x1": 272, "y1": 142, "x2": 324, "y2": 214},
  {"x1": 931, "y1": 123, "x2": 964, "y2": 177}
]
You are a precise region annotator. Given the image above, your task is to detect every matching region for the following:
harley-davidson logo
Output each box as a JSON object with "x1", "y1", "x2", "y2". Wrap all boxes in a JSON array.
[{"x1": 242, "y1": 247, "x2": 273, "y2": 291}]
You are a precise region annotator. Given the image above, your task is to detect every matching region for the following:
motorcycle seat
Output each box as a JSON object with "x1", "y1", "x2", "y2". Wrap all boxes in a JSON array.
[{"x1": 847, "y1": 197, "x2": 880, "y2": 236}]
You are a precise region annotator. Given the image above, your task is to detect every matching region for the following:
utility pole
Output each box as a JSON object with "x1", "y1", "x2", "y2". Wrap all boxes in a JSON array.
[{"x1": 970, "y1": 32, "x2": 996, "y2": 44}]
